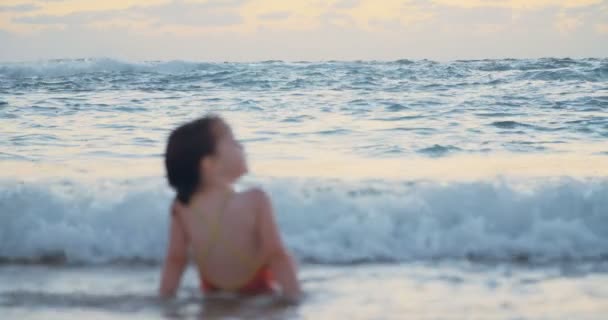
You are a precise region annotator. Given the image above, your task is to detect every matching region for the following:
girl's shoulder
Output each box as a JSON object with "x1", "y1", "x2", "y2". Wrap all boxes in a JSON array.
[{"x1": 238, "y1": 187, "x2": 272, "y2": 210}]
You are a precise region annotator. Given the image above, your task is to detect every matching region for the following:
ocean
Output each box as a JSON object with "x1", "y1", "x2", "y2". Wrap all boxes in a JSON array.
[{"x1": 1, "y1": 57, "x2": 607, "y2": 319}]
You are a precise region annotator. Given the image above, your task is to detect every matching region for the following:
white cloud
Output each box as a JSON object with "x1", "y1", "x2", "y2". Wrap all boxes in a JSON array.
[
  {"x1": 257, "y1": 11, "x2": 291, "y2": 20},
  {"x1": 11, "y1": 0, "x2": 246, "y2": 28},
  {"x1": 137, "y1": 1, "x2": 244, "y2": 27},
  {"x1": 0, "y1": 3, "x2": 39, "y2": 12},
  {"x1": 595, "y1": 23, "x2": 608, "y2": 34},
  {"x1": 13, "y1": 10, "x2": 118, "y2": 25},
  {"x1": 432, "y1": 0, "x2": 604, "y2": 9},
  {"x1": 0, "y1": 0, "x2": 606, "y2": 61},
  {"x1": 555, "y1": 11, "x2": 583, "y2": 34},
  {"x1": 333, "y1": 0, "x2": 362, "y2": 9}
]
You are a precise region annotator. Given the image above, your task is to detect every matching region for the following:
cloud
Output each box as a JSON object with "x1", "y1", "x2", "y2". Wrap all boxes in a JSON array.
[
  {"x1": 11, "y1": 0, "x2": 169, "y2": 17},
  {"x1": 11, "y1": 0, "x2": 246, "y2": 28},
  {"x1": 1, "y1": 0, "x2": 606, "y2": 61},
  {"x1": 596, "y1": 23, "x2": 608, "y2": 33},
  {"x1": 186, "y1": 0, "x2": 250, "y2": 8},
  {"x1": 257, "y1": 11, "x2": 291, "y2": 20},
  {"x1": 13, "y1": 10, "x2": 119, "y2": 25},
  {"x1": 137, "y1": 1, "x2": 244, "y2": 27},
  {"x1": 431, "y1": 0, "x2": 604, "y2": 9},
  {"x1": 431, "y1": 5, "x2": 513, "y2": 25},
  {"x1": 334, "y1": 0, "x2": 434, "y2": 30},
  {"x1": 319, "y1": 12, "x2": 357, "y2": 28},
  {"x1": 555, "y1": 11, "x2": 583, "y2": 34},
  {"x1": 3, "y1": 12, "x2": 606, "y2": 63},
  {"x1": 0, "y1": 3, "x2": 39, "y2": 12},
  {"x1": 333, "y1": 0, "x2": 362, "y2": 9}
]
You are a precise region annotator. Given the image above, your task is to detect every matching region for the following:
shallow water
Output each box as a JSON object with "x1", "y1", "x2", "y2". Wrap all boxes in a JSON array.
[{"x1": 1, "y1": 263, "x2": 608, "y2": 319}]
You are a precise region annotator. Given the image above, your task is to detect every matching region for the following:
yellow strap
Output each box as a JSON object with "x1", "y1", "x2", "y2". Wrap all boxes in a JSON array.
[{"x1": 196, "y1": 195, "x2": 224, "y2": 265}]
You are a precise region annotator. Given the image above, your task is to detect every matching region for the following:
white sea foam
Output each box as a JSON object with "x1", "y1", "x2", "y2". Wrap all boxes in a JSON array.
[
  {"x1": 1, "y1": 176, "x2": 606, "y2": 265},
  {"x1": 0, "y1": 58, "x2": 210, "y2": 77}
]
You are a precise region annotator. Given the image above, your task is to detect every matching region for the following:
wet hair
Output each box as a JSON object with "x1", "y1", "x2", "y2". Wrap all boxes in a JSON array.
[{"x1": 164, "y1": 115, "x2": 224, "y2": 204}]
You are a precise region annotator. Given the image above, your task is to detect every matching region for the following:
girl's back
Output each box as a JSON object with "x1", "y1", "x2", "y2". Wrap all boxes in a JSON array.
[{"x1": 174, "y1": 189, "x2": 261, "y2": 289}]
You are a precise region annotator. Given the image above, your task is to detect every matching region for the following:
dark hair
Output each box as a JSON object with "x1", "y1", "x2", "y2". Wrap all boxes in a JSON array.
[{"x1": 165, "y1": 115, "x2": 223, "y2": 204}]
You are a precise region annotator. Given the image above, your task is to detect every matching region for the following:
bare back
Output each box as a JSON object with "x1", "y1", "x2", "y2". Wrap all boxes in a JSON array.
[{"x1": 174, "y1": 189, "x2": 262, "y2": 288}]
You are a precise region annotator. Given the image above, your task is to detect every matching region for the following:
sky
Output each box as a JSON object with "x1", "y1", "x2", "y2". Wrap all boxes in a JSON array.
[{"x1": 0, "y1": 0, "x2": 607, "y2": 61}]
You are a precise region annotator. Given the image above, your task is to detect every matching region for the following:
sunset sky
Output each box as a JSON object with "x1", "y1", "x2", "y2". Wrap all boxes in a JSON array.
[{"x1": 0, "y1": 0, "x2": 607, "y2": 61}]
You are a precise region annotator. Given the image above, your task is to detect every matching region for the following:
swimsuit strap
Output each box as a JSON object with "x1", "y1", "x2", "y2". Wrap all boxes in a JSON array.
[{"x1": 197, "y1": 190, "x2": 233, "y2": 265}]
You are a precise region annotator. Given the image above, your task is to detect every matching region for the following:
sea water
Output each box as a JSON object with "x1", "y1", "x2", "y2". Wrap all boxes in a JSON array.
[{"x1": 1, "y1": 58, "x2": 607, "y2": 319}]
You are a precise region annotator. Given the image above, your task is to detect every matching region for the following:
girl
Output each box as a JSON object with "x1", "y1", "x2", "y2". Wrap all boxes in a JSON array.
[{"x1": 159, "y1": 115, "x2": 301, "y2": 302}]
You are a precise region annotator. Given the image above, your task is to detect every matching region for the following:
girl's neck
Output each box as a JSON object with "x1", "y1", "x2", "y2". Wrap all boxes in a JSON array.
[{"x1": 198, "y1": 182, "x2": 234, "y2": 198}]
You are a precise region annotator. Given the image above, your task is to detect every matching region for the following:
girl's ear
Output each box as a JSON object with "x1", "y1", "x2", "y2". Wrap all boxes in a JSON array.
[{"x1": 199, "y1": 156, "x2": 214, "y2": 177}]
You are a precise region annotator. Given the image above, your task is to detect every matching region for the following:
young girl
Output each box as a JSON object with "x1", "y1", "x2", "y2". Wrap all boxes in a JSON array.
[{"x1": 159, "y1": 115, "x2": 301, "y2": 302}]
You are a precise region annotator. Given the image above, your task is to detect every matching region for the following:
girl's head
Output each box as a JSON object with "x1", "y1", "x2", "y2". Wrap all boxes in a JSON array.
[{"x1": 165, "y1": 115, "x2": 247, "y2": 204}]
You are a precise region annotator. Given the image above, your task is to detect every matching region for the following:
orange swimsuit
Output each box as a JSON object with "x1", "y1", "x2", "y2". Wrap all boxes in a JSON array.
[{"x1": 200, "y1": 265, "x2": 275, "y2": 294}]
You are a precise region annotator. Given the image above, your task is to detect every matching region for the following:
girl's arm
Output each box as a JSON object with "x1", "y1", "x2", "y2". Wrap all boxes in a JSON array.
[
  {"x1": 159, "y1": 201, "x2": 189, "y2": 298},
  {"x1": 253, "y1": 188, "x2": 302, "y2": 302}
]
